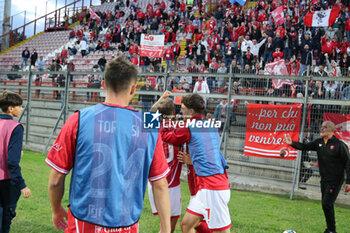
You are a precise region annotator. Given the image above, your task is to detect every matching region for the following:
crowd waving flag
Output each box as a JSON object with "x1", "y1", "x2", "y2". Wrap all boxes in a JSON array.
[
  {"x1": 140, "y1": 34, "x2": 165, "y2": 58},
  {"x1": 244, "y1": 104, "x2": 302, "y2": 160},
  {"x1": 271, "y1": 6, "x2": 285, "y2": 25},
  {"x1": 323, "y1": 113, "x2": 350, "y2": 149},
  {"x1": 89, "y1": 8, "x2": 101, "y2": 21},
  {"x1": 304, "y1": 8, "x2": 340, "y2": 27},
  {"x1": 229, "y1": 0, "x2": 246, "y2": 6},
  {"x1": 265, "y1": 59, "x2": 294, "y2": 89}
]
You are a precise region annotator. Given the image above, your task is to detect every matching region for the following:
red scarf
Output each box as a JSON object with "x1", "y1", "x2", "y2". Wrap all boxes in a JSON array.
[{"x1": 197, "y1": 80, "x2": 203, "y2": 91}]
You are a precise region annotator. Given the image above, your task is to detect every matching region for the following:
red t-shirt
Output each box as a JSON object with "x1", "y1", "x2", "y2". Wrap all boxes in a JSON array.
[
  {"x1": 160, "y1": 122, "x2": 183, "y2": 188},
  {"x1": 160, "y1": 115, "x2": 230, "y2": 191}
]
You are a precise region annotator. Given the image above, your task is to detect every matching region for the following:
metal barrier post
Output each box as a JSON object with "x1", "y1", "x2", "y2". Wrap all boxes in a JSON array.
[
  {"x1": 63, "y1": 69, "x2": 70, "y2": 123},
  {"x1": 164, "y1": 69, "x2": 170, "y2": 91},
  {"x1": 25, "y1": 66, "x2": 32, "y2": 144},
  {"x1": 18, "y1": 102, "x2": 29, "y2": 123},
  {"x1": 290, "y1": 77, "x2": 310, "y2": 200}
]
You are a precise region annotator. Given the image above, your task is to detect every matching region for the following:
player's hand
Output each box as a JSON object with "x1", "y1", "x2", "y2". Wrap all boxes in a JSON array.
[
  {"x1": 161, "y1": 90, "x2": 172, "y2": 99},
  {"x1": 21, "y1": 187, "x2": 31, "y2": 198},
  {"x1": 283, "y1": 134, "x2": 293, "y2": 145},
  {"x1": 178, "y1": 151, "x2": 192, "y2": 165},
  {"x1": 52, "y1": 205, "x2": 68, "y2": 231},
  {"x1": 345, "y1": 184, "x2": 350, "y2": 193}
]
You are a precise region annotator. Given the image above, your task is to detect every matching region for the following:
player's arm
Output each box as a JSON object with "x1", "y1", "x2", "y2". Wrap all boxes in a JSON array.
[
  {"x1": 151, "y1": 90, "x2": 172, "y2": 112},
  {"x1": 161, "y1": 126, "x2": 191, "y2": 145},
  {"x1": 45, "y1": 112, "x2": 78, "y2": 230},
  {"x1": 178, "y1": 151, "x2": 192, "y2": 165},
  {"x1": 149, "y1": 136, "x2": 171, "y2": 233},
  {"x1": 48, "y1": 169, "x2": 68, "y2": 230},
  {"x1": 152, "y1": 178, "x2": 171, "y2": 233}
]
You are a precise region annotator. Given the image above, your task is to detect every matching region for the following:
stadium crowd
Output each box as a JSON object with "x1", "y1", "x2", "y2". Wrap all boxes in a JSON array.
[{"x1": 54, "y1": 0, "x2": 349, "y2": 99}]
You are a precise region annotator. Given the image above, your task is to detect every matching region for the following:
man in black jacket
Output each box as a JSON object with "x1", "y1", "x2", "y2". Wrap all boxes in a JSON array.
[
  {"x1": 298, "y1": 44, "x2": 312, "y2": 76},
  {"x1": 284, "y1": 121, "x2": 350, "y2": 233}
]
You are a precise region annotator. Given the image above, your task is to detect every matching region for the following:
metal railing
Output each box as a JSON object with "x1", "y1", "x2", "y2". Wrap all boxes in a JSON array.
[
  {"x1": 0, "y1": 0, "x2": 92, "y2": 50},
  {"x1": 0, "y1": 68, "x2": 349, "y2": 200}
]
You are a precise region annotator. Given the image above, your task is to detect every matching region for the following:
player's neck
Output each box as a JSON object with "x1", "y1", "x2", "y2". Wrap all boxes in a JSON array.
[{"x1": 105, "y1": 93, "x2": 131, "y2": 107}]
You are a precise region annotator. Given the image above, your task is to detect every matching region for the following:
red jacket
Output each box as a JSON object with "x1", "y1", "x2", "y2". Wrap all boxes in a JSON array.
[
  {"x1": 321, "y1": 37, "x2": 333, "y2": 54},
  {"x1": 129, "y1": 45, "x2": 139, "y2": 55},
  {"x1": 164, "y1": 49, "x2": 173, "y2": 60}
]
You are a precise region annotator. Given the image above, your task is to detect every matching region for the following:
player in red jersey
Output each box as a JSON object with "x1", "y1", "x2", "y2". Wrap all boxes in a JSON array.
[
  {"x1": 148, "y1": 92, "x2": 184, "y2": 233},
  {"x1": 46, "y1": 57, "x2": 171, "y2": 233},
  {"x1": 161, "y1": 93, "x2": 231, "y2": 233}
]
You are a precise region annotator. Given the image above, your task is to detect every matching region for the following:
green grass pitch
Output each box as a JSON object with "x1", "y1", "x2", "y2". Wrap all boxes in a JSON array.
[{"x1": 9, "y1": 151, "x2": 350, "y2": 233}]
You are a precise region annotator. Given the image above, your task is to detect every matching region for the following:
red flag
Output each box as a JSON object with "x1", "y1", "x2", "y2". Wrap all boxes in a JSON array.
[
  {"x1": 271, "y1": 6, "x2": 285, "y2": 25},
  {"x1": 304, "y1": 8, "x2": 340, "y2": 27},
  {"x1": 244, "y1": 104, "x2": 302, "y2": 160}
]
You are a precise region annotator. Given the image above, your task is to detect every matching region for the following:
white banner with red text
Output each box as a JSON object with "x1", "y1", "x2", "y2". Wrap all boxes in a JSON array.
[{"x1": 140, "y1": 34, "x2": 165, "y2": 58}]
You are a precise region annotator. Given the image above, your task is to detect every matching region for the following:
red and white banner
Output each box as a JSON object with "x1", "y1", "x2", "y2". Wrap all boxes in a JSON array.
[
  {"x1": 304, "y1": 8, "x2": 340, "y2": 27},
  {"x1": 244, "y1": 104, "x2": 302, "y2": 160},
  {"x1": 271, "y1": 6, "x2": 285, "y2": 25},
  {"x1": 323, "y1": 113, "x2": 350, "y2": 149},
  {"x1": 89, "y1": 8, "x2": 100, "y2": 21},
  {"x1": 140, "y1": 34, "x2": 165, "y2": 58},
  {"x1": 265, "y1": 59, "x2": 293, "y2": 89}
]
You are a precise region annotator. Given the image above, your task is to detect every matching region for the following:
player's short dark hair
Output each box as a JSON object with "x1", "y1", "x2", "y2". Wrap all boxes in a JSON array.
[
  {"x1": 156, "y1": 98, "x2": 174, "y2": 117},
  {"x1": 182, "y1": 94, "x2": 205, "y2": 115},
  {"x1": 0, "y1": 91, "x2": 23, "y2": 112},
  {"x1": 104, "y1": 56, "x2": 139, "y2": 94}
]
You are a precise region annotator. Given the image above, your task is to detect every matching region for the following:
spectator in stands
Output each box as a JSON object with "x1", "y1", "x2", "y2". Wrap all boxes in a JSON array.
[
  {"x1": 102, "y1": 40, "x2": 111, "y2": 51},
  {"x1": 98, "y1": 55, "x2": 107, "y2": 71},
  {"x1": 217, "y1": 62, "x2": 227, "y2": 88},
  {"x1": 67, "y1": 61, "x2": 75, "y2": 82},
  {"x1": 171, "y1": 40, "x2": 181, "y2": 69},
  {"x1": 49, "y1": 60, "x2": 61, "y2": 83},
  {"x1": 194, "y1": 40, "x2": 206, "y2": 65},
  {"x1": 298, "y1": 44, "x2": 313, "y2": 76},
  {"x1": 21, "y1": 47, "x2": 30, "y2": 69},
  {"x1": 185, "y1": 42, "x2": 195, "y2": 67},
  {"x1": 243, "y1": 36, "x2": 267, "y2": 58},
  {"x1": 139, "y1": 79, "x2": 155, "y2": 113},
  {"x1": 193, "y1": 76, "x2": 210, "y2": 94},
  {"x1": 314, "y1": 65, "x2": 328, "y2": 77},
  {"x1": 339, "y1": 53, "x2": 350, "y2": 76},
  {"x1": 30, "y1": 49, "x2": 38, "y2": 68},
  {"x1": 164, "y1": 45, "x2": 174, "y2": 71},
  {"x1": 272, "y1": 47, "x2": 284, "y2": 61},
  {"x1": 243, "y1": 47, "x2": 254, "y2": 67},
  {"x1": 224, "y1": 41, "x2": 236, "y2": 67},
  {"x1": 69, "y1": 30, "x2": 76, "y2": 39},
  {"x1": 37, "y1": 56, "x2": 45, "y2": 71},
  {"x1": 80, "y1": 39, "x2": 87, "y2": 57},
  {"x1": 131, "y1": 54, "x2": 139, "y2": 66},
  {"x1": 213, "y1": 99, "x2": 235, "y2": 132},
  {"x1": 288, "y1": 56, "x2": 300, "y2": 76}
]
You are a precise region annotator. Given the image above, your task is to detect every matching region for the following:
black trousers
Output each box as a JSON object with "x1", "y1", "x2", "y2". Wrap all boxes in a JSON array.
[
  {"x1": 321, "y1": 182, "x2": 342, "y2": 232},
  {"x1": 0, "y1": 180, "x2": 21, "y2": 233}
]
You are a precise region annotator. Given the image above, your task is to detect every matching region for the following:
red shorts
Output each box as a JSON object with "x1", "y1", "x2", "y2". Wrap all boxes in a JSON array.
[{"x1": 65, "y1": 208, "x2": 139, "y2": 233}]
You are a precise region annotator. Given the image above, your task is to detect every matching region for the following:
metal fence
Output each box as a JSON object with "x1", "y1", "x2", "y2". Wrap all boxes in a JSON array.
[{"x1": 0, "y1": 68, "x2": 349, "y2": 199}]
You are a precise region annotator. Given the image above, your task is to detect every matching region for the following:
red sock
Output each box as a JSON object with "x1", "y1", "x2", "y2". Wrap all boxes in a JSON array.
[{"x1": 195, "y1": 221, "x2": 211, "y2": 233}]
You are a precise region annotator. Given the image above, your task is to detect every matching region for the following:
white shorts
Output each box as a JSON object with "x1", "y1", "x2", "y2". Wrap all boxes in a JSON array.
[
  {"x1": 148, "y1": 183, "x2": 181, "y2": 218},
  {"x1": 187, "y1": 189, "x2": 231, "y2": 231}
]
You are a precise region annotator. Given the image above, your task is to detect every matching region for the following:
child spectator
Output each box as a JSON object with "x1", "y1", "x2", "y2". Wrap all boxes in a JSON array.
[{"x1": 0, "y1": 91, "x2": 31, "y2": 233}]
